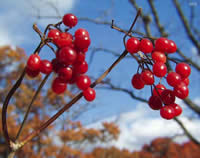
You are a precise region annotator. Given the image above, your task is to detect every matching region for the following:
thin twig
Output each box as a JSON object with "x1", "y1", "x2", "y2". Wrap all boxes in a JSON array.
[
  {"x1": 15, "y1": 74, "x2": 51, "y2": 140},
  {"x1": 173, "y1": 117, "x2": 200, "y2": 145},
  {"x1": 16, "y1": 8, "x2": 142, "y2": 149},
  {"x1": 2, "y1": 41, "x2": 44, "y2": 147},
  {"x1": 172, "y1": 0, "x2": 200, "y2": 53},
  {"x1": 19, "y1": 50, "x2": 128, "y2": 148}
]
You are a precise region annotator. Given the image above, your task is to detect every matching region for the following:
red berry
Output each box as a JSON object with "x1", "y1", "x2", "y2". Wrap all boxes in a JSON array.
[
  {"x1": 26, "y1": 67, "x2": 40, "y2": 78},
  {"x1": 151, "y1": 51, "x2": 166, "y2": 63},
  {"x1": 148, "y1": 95, "x2": 163, "y2": 110},
  {"x1": 171, "y1": 103, "x2": 182, "y2": 117},
  {"x1": 51, "y1": 58, "x2": 64, "y2": 73},
  {"x1": 27, "y1": 54, "x2": 41, "y2": 71},
  {"x1": 167, "y1": 40, "x2": 177, "y2": 53},
  {"x1": 62, "y1": 13, "x2": 78, "y2": 28},
  {"x1": 74, "y1": 61, "x2": 88, "y2": 74},
  {"x1": 182, "y1": 77, "x2": 189, "y2": 86},
  {"x1": 173, "y1": 82, "x2": 189, "y2": 99},
  {"x1": 58, "y1": 47, "x2": 77, "y2": 65},
  {"x1": 47, "y1": 29, "x2": 60, "y2": 43},
  {"x1": 52, "y1": 77, "x2": 67, "y2": 94},
  {"x1": 126, "y1": 37, "x2": 140, "y2": 54},
  {"x1": 160, "y1": 105, "x2": 175, "y2": 120},
  {"x1": 76, "y1": 52, "x2": 86, "y2": 62},
  {"x1": 166, "y1": 72, "x2": 181, "y2": 87},
  {"x1": 76, "y1": 75, "x2": 91, "y2": 90},
  {"x1": 153, "y1": 62, "x2": 167, "y2": 77},
  {"x1": 40, "y1": 60, "x2": 53, "y2": 75},
  {"x1": 155, "y1": 37, "x2": 169, "y2": 52},
  {"x1": 153, "y1": 84, "x2": 166, "y2": 96},
  {"x1": 75, "y1": 28, "x2": 89, "y2": 38},
  {"x1": 131, "y1": 73, "x2": 145, "y2": 90},
  {"x1": 139, "y1": 38, "x2": 153, "y2": 53},
  {"x1": 58, "y1": 67, "x2": 73, "y2": 82},
  {"x1": 175, "y1": 63, "x2": 191, "y2": 78},
  {"x1": 55, "y1": 32, "x2": 73, "y2": 48},
  {"x1": 161, "y1": 89, "x2": 176, "y2": 105},
  {"x1": 75, "y1": 35, "x2": 91, "y2": 50},
  {"x1": 141, "y1": 70, "x2": 154, "y2": 85},
  {"x1": 68, "y1": 73, "x2": 79, "y2": 84},
  {"x1": 83, "y1": 87, "x2": 96, "y2": 102}
]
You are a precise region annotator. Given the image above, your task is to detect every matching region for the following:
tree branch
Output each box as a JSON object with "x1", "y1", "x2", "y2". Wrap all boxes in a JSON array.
[
  {"x1": 129, "y1": 0, "x2": 152, "y2": 37},
  {"x1": 173, "y1": 117, "x2": 200, "y2": 145},
  {"x1": 172, "y1": 0, "x2": 200, "y2": 53},
  {"x1": 148, "y1": 0, "x2": 168, "y2": 37}
]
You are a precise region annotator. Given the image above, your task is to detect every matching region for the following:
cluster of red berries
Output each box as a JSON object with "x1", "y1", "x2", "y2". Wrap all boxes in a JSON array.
[
  {"x1": 126, "y1": 37, "x2": 191, "y2": 120},
  {"x1": 26, "y1": 13, "x2": 96, "y2": 102}
]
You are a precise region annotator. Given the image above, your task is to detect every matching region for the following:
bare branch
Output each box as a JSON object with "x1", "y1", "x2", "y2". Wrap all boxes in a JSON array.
[
  {"x1": 148, "y1": 0, "x2": 168, "y2": 37},
  {"x1": 183, "y1": 98, "x2": 200, "y2": 115},
  {"x1": 129, "y1": 0, "x2": 152, "y2": 37},
  {"x1": 173, "y1": 117, "x2": 200, "y2": 145},
  {"x1": 100, "y1": 79, "x2": 148, "y2": 103},
  {"x1": 176, "y1": 49, "x2": 200, "y2": 71},
  {"x1": 172, "y1": 0, "x2": 200, "y2": 53}
]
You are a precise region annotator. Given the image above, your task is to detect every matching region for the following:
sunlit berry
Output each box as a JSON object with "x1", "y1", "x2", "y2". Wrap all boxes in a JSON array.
[
  {"x1": 62, "y1": 13, "x2": 78, "y2": 28},
  {"x1": 126, "y1": 37, "x2": 140, "y2": 54},
  {"x1": 27, "y1": 54, "x2": 41, "y2": 71},
  {"x1": 175, "y1": 62, "x2": 191, "y2": 78},
  {"x1": 141, "y1": 70, "x2": 154, "y2": 85},
  {"x1": 76, "y1": 75, "x2": 91, "y2": 90},
  {"x1": 161, "y1": 89, "x2": 176, "y2": 105},
  {"x1": 148, "y1": 95, "x2": 163, "y2": 110},
  {"x1": 155, "y1": 37, "x2": 169, "y2": 52},
  {"x1": 139, "y1": 38, "x2": 153, "y2": 53},
  {"x1": 151, "y1": 51, "x2": 166, "y2": 63},
  {"x1": 83, "y1": 87, "x2": 96, "y2": 102},
  {"x1": 160, "y1": 105, "x2": 175, "y2": 120},
  {"x1": 153, "y1": 84, "x2": 166, "y2": 97},
  {"x1": 173, "y1": 82, "x2": 189, "y2": 99},
  {"x1": 166, "y1": 72, "x2": 181, "y2": 87},
  {"x1": 153, "y1": 62, "x2": 167, "y2": 77},
  {"x1": 131, "y1": 73, "x2": 145, "y2": 89},
  {"x1": 52, "y1": 77, "x2": 67, "y2": 94},
  {"x1": 58, "y1": 47, "x2": 77, "y2": 65},
  {"x1": 171, "y1": 103, "x2": 182, "y2": 117},
  {"x1": 40, "y1": 60, "x2": 53, "y2": 75}
]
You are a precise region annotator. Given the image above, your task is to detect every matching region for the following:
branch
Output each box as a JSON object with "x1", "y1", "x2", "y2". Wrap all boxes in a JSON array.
[
  {"x1": 183, "y1": 98, "x2": 200, "y2": 115},
  {"x1": 15, "y1": 74, "x2": 51, "y2": 140},
  {"x1": 15, "y1": 9, "x2": 143, "y2": 150},
  {"x1": 100, "y1": 79, "x2": 200, "y2": 145},
  {"x1": 173, "y1": 117, "x2": 200, "y2": 145},
  {"x1": 88, "y1": 47, "x2": 130, "y2": 67},
  {"x1": 2, "y1": 41, "x2": 44, "y2": 147},
  {"x1": 18, "y1": 49, "x2": 128, "y2": 148},
  {"x1": 100, "y1": 79, "x2": 148, "y2": 103},
  {"x1": 129, "y1": 0, "x2": 152, "y2": 37},
  {"x1": 172, "y1": 0, "x2": 200, "y2": 53},
  {"x1": 176, "y1": 49, "x2": 200, "y2": 71},
  {"x1": 148, "y1": 0, "x2": 168, "y2": 37}
]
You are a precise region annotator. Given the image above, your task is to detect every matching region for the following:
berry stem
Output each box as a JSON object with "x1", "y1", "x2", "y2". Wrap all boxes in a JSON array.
[
  {"x1": 19, "y1": 49, "x2": 129, "y2": 149},
  {"x1": 2, "y1": 41, "x2": 45, "y2": 148},
  {"x1": 15, "y1": 73, "x2": 51, "y2": 141}
]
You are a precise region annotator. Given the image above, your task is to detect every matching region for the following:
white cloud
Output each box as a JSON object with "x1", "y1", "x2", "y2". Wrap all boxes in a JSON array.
[
  {"x1": 0, "y1": 0, "x2": 76, "y2": 46},
  {"x1": 86, "y1": 99, "x2": 200, "y2": 151}
]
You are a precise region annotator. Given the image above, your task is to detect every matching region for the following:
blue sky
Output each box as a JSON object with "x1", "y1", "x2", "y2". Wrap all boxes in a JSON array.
[{"x1": 1, "y1": 0, "x2": 200, "y2": 151}]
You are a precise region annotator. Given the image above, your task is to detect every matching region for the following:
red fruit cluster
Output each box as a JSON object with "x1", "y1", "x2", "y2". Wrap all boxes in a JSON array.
[
  {"x1": 26, "y1": 13, "x2": 95, "y2": 102},
  {"x1": 127, "y1": 37, "x2": 191, "y2": 120},
  {"x1": 26, "y1": 54, "x2": 53, "y2": 77}
]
